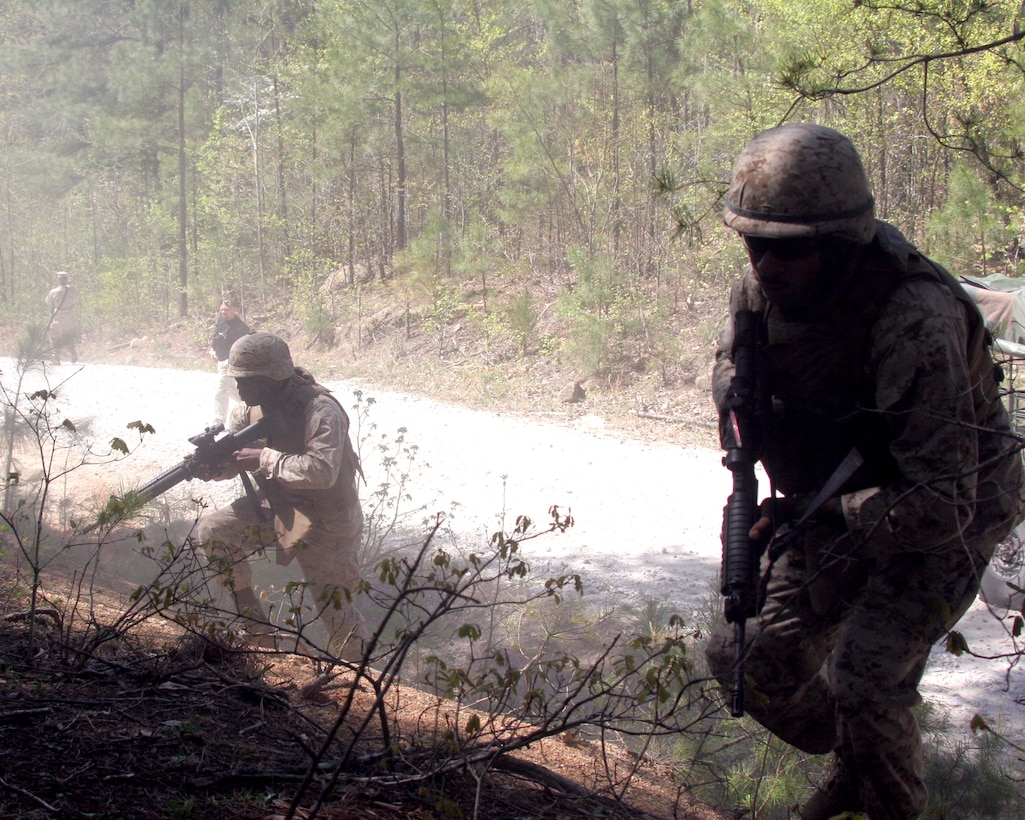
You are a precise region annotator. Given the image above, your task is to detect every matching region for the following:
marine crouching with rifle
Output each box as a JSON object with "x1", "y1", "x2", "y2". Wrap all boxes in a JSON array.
[
  {"x1": 190, "y1": 332, "x2": 368, "y2": 660},
  {"x1": 705, "y1": 125, "x2": 1024, "y2": 820}
]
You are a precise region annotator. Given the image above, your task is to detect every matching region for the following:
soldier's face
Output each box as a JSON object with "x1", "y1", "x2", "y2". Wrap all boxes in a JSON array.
[
  {"x1": 235, "y1": 375, "x2": 277, "y2": 407},
  {"x1": 743, "y1": 235, "x2": 824, "y2": 312}
]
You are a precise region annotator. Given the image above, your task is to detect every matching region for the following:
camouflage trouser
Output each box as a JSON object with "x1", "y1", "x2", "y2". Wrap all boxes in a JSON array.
[
  {"x1": 706, "y1": 529, "x2": 994, "y2": 820},
  {"x1": 195, "y1": 496, "x2": 367, "y2": 656}
]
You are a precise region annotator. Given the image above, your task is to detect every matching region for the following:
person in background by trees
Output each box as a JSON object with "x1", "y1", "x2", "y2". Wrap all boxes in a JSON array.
[
  {"x1": 706, "y1": 124, "x2": 1025, "y2": 820},
  {"x1": 45, "y1": 270, "x2": 81, "y2": 364},
  {"x1": 209, "y1": 296, "x2": 250, "y2": 426},
  {"x1": 193, "y1": 332, "x2": 367, "y2": 661}
]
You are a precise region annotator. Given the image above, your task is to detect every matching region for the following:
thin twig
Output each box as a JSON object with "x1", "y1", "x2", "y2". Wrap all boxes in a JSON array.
[{"x1": 0, "y1": 775, "x2": 59, "y2": 813}]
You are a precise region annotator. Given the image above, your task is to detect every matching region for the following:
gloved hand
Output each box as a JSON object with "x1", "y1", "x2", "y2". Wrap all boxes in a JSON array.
[
  {"x1": 232, "y1": 446, "x2": 264, "y2": 474},
  {"x1": 750, "y1": 494, "x2": 844, "y2": 543}
]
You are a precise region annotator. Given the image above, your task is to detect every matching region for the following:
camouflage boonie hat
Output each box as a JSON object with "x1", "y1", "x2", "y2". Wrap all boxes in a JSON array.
[
  {"x1": 227, "y1": 332, "x2": 294, "y2": 381},
  {"x1": 723, "y1": 124, "x2": 876, "y2": 244}
]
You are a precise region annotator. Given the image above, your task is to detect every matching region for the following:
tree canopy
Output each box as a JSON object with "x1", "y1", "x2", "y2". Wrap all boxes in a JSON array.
[{"x1": 2, "y1": 0, "x2": 1024, "y2": 343}]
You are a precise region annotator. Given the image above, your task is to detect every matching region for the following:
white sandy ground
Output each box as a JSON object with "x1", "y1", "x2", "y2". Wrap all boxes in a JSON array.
[{"x1": 2, "y1": 357, "x2": 1022, "y2": 752}]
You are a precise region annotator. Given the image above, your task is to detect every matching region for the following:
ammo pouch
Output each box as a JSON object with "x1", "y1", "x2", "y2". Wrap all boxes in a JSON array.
[{"x1": 271, "y1": 504, "x2": 312, "y2": 566}]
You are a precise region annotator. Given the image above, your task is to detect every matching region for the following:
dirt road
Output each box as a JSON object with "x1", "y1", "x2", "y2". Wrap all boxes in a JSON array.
[{"x1": 3, "y1": 357, "x2": 1022, "y2": 746}]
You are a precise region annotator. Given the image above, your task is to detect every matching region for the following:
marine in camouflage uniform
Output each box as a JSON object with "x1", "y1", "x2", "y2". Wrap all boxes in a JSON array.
[
  {"x1": 195, "y1": 332, "x2": 367, "y2": 660},
  {"x1": 705, "y1": 124, "x2": 1025, "y2": 820}
]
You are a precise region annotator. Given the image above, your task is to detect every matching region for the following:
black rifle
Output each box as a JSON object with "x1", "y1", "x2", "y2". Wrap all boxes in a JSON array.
[
  {"x1": 719, "y1": 309, "x2": 761, "y2": 717},
  {"x1": 125, "y1": 415, "x2": 279, "y2": 506}
]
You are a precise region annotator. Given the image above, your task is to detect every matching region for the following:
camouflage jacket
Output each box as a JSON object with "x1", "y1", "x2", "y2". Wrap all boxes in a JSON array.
[
  {"x1": 712, "y1": 221, "x2": 1024, "y2": 555},
  {"x1": 228, "y1": 371, "x2": 362, "y2": 533}
]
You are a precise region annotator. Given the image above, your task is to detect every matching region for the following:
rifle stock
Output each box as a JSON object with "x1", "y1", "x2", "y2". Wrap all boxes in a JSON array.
[{"x1": 720, "y1": 309, "x2": 761, "y2": 717}]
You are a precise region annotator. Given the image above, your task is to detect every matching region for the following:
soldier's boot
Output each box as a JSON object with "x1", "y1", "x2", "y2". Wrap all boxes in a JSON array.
[
  {"x1": 801, "y1": 754, "x2": 866, "y2": 820},
  {"x1": 233, "y1": 587, "x2": 276, "y2": 649},
  {"x1": 324, "y1": 608, "x2": 368, "y2": 663}
]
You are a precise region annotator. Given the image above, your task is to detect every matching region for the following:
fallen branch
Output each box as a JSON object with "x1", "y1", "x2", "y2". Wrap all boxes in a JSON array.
[
  {"x1": 635, "y1": 409, "x2": 715, "y2": 428},
  {"x1": 492, "y1": 754, "x2": 668, "y2": 820},
  {"x1": 491, "y1": 753, "x2": 592, "y2": 796},
  {"x1": 0, "y1": 775, "x2": 59, "y2": 813},
  {"x1": 2, "y1": 608, "x2": 61, "y2": 625}
]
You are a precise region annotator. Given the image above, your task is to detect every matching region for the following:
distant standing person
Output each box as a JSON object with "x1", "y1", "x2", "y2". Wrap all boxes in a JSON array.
[
  {"x1": 45, "y1": 270, "x2": 81, "y2": 364},
  {"x1": 209, "y1": 296, "x2": 251, "y2": 425}
]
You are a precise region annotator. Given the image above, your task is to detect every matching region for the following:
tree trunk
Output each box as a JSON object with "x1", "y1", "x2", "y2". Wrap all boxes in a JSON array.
[
  {"x1": 395, "y1": 48, "x2": 406, "y2": 254},
  {"x1": 273, "y1": 75, "x2": 291, "y2": 261},
  {"x1": 177, "y1": 11, "x2": 188, "y2": 318}
]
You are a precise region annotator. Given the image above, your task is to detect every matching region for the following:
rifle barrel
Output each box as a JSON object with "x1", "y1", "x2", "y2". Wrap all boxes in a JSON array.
[
  {"x1": 136, "y1": 462, "x2": 192, "y2": 504},
  {"x1": 86, "y1": 413, "x2": 278, "y2": 533},
  {"x1": 720, "y1": 308, "x2": 761, "y2": 718},
  {"x1": 731, "y1": 620, "x2": 746, "y2": 717}
]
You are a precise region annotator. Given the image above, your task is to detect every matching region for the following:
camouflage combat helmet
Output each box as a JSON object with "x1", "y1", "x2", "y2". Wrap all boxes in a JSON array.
[
  {"x1": 227, "y1": 332, "x2": 294, "y2": 381},
  {"x1": 723, "y1": 124, "x2": 876, "y2": 244}
]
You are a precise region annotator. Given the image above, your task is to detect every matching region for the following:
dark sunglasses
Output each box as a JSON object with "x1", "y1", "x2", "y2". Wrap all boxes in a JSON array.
[
  {"x1": 743, "y1": 235, "x2": 821, "y2": 261},
  {"x1": 234, "y1": 376, "x2": 271, "y2": 388}
]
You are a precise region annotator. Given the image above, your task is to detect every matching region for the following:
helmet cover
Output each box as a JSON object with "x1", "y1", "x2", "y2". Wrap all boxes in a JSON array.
[
  {"x1": 723, "y1": 124, "x2": 876, "y2": 244},
  {"x1": 227, "y1": 332, "x2": 294, "y2": 381}
]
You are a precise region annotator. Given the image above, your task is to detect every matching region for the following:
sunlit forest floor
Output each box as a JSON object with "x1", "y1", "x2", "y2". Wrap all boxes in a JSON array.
[{"x1": 0, "y1": 589, "x2": 726, "y2": 819}]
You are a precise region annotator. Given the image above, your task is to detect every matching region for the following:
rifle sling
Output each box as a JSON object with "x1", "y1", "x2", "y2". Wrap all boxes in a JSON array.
[
  {"x1": 793, "y1": 446, "x2": 864, "y2": 530},
  {"x1": 239, "y1": 470, "x2": 266, "y2": 523},
  {"x1": 767, "y1": 445, "x2": 864, "y2": 562}
]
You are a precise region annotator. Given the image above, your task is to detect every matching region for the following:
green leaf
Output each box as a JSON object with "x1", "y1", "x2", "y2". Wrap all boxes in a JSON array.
[
  {"x1": 946, "y1": 630, "x2": 970, "y2": 656},
  {"x1": 457, "y1": 623, "x2": 481, "y2": 640}
]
